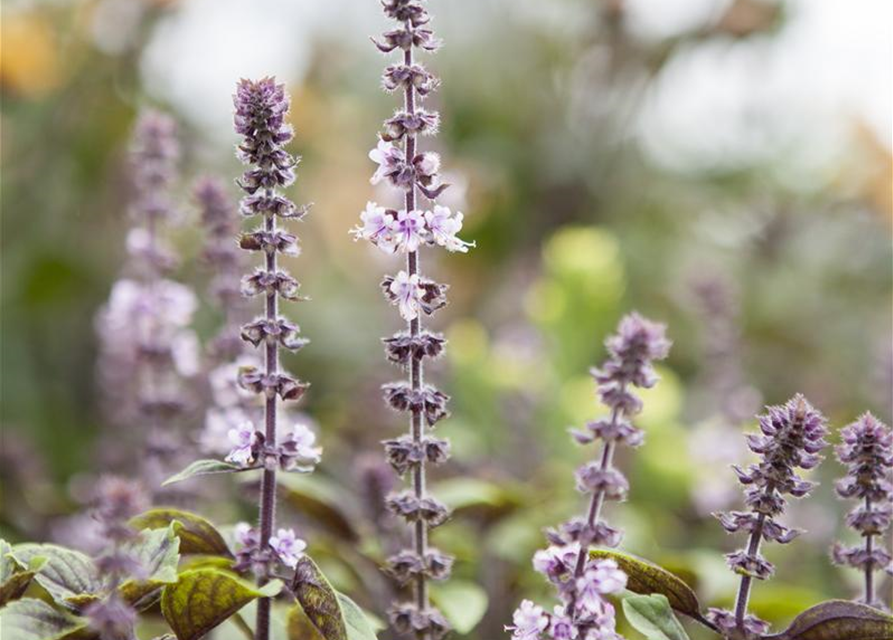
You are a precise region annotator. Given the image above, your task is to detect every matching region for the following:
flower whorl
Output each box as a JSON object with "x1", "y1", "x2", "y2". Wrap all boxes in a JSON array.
[
  {"x1": 508, "y1": 314, "x2": 670, "y2": 640},
  {"x1": 831, "y1": 413, "x2": 893, "y2": 608},
  {"x1": 708, "y1": 394, "x2": 828, "y2": 635},
  {"x1": 354, "y1": 3, "x2": 473, "y2": 638},
  {"x1": 232, "y1": 77, "x2": 316, "y2": 640}
]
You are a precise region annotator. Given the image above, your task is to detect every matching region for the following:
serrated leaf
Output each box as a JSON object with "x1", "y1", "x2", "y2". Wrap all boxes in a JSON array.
[
  {"x1": 162, "y1": 459, "x2": 247, "y2": 486},
  {"x1": 765, "y1": 599, "x2": 893, "y2": 640},
  {"x1": 0, "y1": 597, "x2": 88, "y2": 640},
  {"x1": 161, "y1": 568, "x2": 282, "y2": 640},
  {"x1": 430, "y1": 580, "x2": 488, "y2": 634},
  {"x1": 590, "y1": 550, "x2": 700, "y2": 618},
  {"x1": 129, "y1": 508, "x2": 232, "y2": 557},
  {"x1": 118, "y1": 524, "x2": 181, "y2": 608},
  {"x1": 289, "y1": 557, "x2": 348, "y2": 640},
  {"x1": 622, "y1": 594, "x2": 690, "y2": 640},
  {"x1": 10, "y1": 545, "x2": 101, "y2": 607}
]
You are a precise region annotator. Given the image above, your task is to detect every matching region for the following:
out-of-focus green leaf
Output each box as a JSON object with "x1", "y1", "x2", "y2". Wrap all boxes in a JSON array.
[
  {"x1": 162, "y1": 460, "x2": 247, "y2": 486},
  {"x1": 0, "y1": 597, "x2": 88, "y2": 640},
  {"x1": 278, "y1": 474, "x2": 357, "y2": 541},
  {"x1": 621, "y1": 594, "x2": 690, "y2": 640},
  {"x1": 430, "y1": 580, "x2": 488, "y2": 634},
  {"x1": 118, "y1": 524, "x2": 181, "y2": 608},
  {"x1": 10, "y1": 544, "x2": 101, "y2": 606},
  {"x1": 129, "y1": 508, "x2": 232, "y2": 557},
  {"x1": 160, "y1": 569, "x2": 281, "y2": 640},
  {"x1": 434, "y1": 478, "x2": 521, "y2": 515},
  {"x1": 765, "y1": 600, "x2": 893, "y2": 640},
  {"x1": 288, "y1": 556, "x2": 378, "y2": 640},
  {"x1": 589, "y1": 550, "x2": 701, "y2": 619}
]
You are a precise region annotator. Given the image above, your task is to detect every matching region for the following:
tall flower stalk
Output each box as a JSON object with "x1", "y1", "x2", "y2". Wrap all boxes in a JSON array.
[
  {"x1": 232, "y1": 77, "x2": 314, "y2": 640},
  {"x1": 506, "y1": 313, "x2": 670, "y2": 640},
  {"x1": 95, "y1": 111, "x2": 199, "y2": 491},
  {"x1": 831, "y1": 413, "x2": 892, "y2": 609},
  {"x1": 354, "y1": 2, "x2": 473, "y2": 637},
  {"x1": 708, "y1": 394, "x2": 828, "y2": 637}
]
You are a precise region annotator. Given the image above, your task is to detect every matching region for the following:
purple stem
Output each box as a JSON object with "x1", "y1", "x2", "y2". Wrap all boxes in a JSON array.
[
  {"x1": 256, "y1": 187, "x2": 279, "y2": 640},
  {"x1": 733, "y1": 502, "x2": 769, "y2": 627},
  {"x1": 864, "y1": 495, "x2": 875, "y2": 605},
  {"x1": 404, "y1": 34, "x2": 430, "y2": 618}
]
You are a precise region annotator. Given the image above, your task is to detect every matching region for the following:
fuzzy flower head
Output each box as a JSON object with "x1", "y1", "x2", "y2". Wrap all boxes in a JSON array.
[
  {"x1": 505, "y1": 600, "x2": 549, "y2": 640},
  {"x1": 832, "y1": 413, "x2": 893, "y2": 579},
  {"x1": 717, "y1": 394, "x2": 828, "y2": 581},
  {"x1": 592, "y1": 313, "x2": 671, "y2": 393},
  {"x1": 425, "y1": 205, "x2": 474, "y2": 253},
  {"x1": 233, "y1": 77, "x2": 296, "y2": 195},
  {"x1": 130, "y1": 111, "x2": 179, "y2": 208},
  {"x1": 269, "y1": 528, "x2": 306, "y2": 568}
]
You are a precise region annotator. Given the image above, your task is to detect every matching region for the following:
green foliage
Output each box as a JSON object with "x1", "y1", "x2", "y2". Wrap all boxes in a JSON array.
[
  {"x1": 129, "y1": 508, "x2": 232, "y2": 557},
  {"x1": 767, "y1": 600, "x2": 893, "y2": 640},
  {"x1": 118, "y1": 524, "x2": 181, "y2": 609},
  {"x1": 9, "y1": 544, "x2": 101, "y2": 607},
  {"x1": 161, "y1": 568, "x2": 282, "y2": 640},
  {"x1": 288, "y1": 556, "x2": 378, "y2": 640},
  {"x1": 621, "y1": 594, "x2": 690, "y2": 640},
  {"x1": 162, "y1": 459, "x2": 246, "y2": 486},
  {"x1": 278, "y1": 474, "x2": 358, "y2": 541},
  {"x1": 430, "y1": 580, "x2": 489, "y2": 635},
  {"x1": 0, "y1": 598, "x2": 88, "y2": 640},
  {"x1": 590, "y1": 550, "x2": 701, "y2": 619},
  {"x1": 0, "y1": 539, "x2": 46, "y2": 607}
]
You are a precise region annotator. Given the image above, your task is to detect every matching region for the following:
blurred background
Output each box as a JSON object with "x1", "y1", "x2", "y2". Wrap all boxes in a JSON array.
[{"x1": 1, "y1": 0, "x2": 891, "y2": 637}]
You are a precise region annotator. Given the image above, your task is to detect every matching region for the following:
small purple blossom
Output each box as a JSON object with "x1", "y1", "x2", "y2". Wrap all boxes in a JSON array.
[
  {"x1": 269, "y1": 528, "x2": 306, "y2": 569},
  {"x1": 226, "y1": 423, "x2": 259, "y2": 466},
  {"x1": 505, "y1": 600, "x2": 549, "y2": 640}
]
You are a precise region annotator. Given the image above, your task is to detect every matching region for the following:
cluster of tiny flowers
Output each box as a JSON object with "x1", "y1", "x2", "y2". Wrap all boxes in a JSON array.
[
  {"x1": 232, "y1": 77, "x2": 316, "y2": 640},
  {"x1": 95, "y1": 111, "x2": 199, "y2": 490},
  {"x1": 508, "y1": 314, "x2": 671, "y2": 640},
  {"x1": 196, "y1": 177, "x2": 247, "y2": 361},
  {"x1": 356, "y1": 2, "x2": 474, "y2": 638},
  {"x1": 233, "y1": 523, "x2": 307, "y2": 577},
  {"x1": 831, "y1": 413, "x2": 893, "y2": 608},
  {"x1": 225, "y1": 421, "x2": 321, "y2": 473},
  {"x1": 708, "y1": 394, "x2": 828, "y2": 636},
  {"x1": 84, "y1": 476, "x2": 150, "y2": 640}
]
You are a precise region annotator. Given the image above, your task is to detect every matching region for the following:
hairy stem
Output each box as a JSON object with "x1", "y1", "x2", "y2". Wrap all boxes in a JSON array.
[
  {"x1": 572, "y1": 383, "x2": 625, "y2": 578},
  {"x1": 256, "y1": 188, "x2": 279, "y2": 640},
  {"x1": 733, "y1": 509, "x2": 767, "y2": 627},
  {"x1": 404, "y1": 35, "x2": 430, "y2": 618},
  {"x1": 864, "y1": 495, "x2": 874, "y2": 605}
]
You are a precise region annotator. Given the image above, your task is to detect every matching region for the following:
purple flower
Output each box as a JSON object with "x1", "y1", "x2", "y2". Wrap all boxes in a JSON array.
[
  {"x1": 269, "y1": 528, "x2": 306, "y2": 569},
  {"x1": 425, "y1": 205, "x2": 474, "y2": 253},
  {"x1": 505, "y1": 600, "x2": 549, "y2": 640},
  {"x1": 391, "y1": 209, "x2": 427, "y2": 253},
  {"x1": 388, "y1": 270, "x2": 424, "y2": 321},
  {"x1": 548, "y1": 607, "x2": 578, "y2": 640},
  {"x1": 831, "y1": 412, "x2": 893, "y2": 605},
  {"x1": 226, "y1": 423, "x2": 259, "y2": 466},
  {"x1": 279, "y1": 423, "x2": 322, "y2": 471}
]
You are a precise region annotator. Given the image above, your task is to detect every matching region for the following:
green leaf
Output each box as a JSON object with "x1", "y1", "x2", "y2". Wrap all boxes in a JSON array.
[
  {"x1": 433, "y1": 478, "x2": 520, "y2": 515},
  {"x1": 766, "y1": 600, "x2": 893, "y2": 640},
  {"x1": 0, "y1": 597, "x2": 88, "y2": 640},
  {"x1": 10, "y1": 544, "x2": 101, "y2": 607},
  {"x1": 129, "y1": 508, "x2": 232, "y2": 557},
  {"x1": 288, "y1": 557, "x2": 348, "y2": 640},
  {"x1": 118, "y1": 524, "x2": 181, "y2": 608},
  {"x1": 430, "y1": 580, "x2": 488, "y2": 634},
  {"x1": 161, "y1": 568, "x2": 282, "y2": 640},
  {"x1": 162, "y1": 459, "x2": 247, "y2": 486},
  {"x1": 0, "y1": 540, "x2": 46, "y2": 607},
  {"x1": 287, "y1": 556, "x2": 379, "y2": 640},
  {"x1": 589, "y1": 550, "x2": 700, "y2": 618},
  {"x1": 337, "y1": 593, "x2": 378, "y2": 640},
  {"x1": 622, "y1": 594, "x2": 690, "y2": 640}
]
